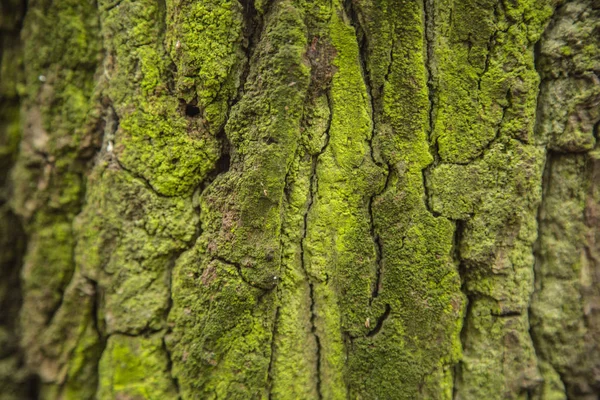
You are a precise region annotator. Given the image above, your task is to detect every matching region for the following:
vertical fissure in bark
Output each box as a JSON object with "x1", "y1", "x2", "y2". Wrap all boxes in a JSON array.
[
  {"x1": 236, "y1": 0, "x2": 267, "y2": 105},
  {"x1": 342, "y1": 0, "x2": 391, "y2": 305},
  {"x1": 528, "y1": 154, "x2": 563, "y2": 396},
  {"x1": 453, "y1": 217, "x2": 469, "y2": 399},
  {"x1": 368, "y1": 197, "x2": 383, "y2": 303},
  {"x1": 156, "y1": 0, "x2": 177, "y2": 94},
  {"x1": 163, "y1": 243, "x2": 200, "y2": 399},
  {"x1": 582, "y1": 148, "x2": 600, "y2": 338},
  {"x1": 266, "y1": 306, "x2": 280, "y2": 399},
  {"x1": 342, "y1": 0, "x2": 377, "y2": 151},
  {"x1": 366, "y1": 304, "x2": 391, "y2": 337},
  {"x1": 87, "y1": 277, "x2": 108, "y2": 397},
  {"x1": 162, "y1": 333, "x2": 181, "y2": 399},
  {"x1": 422, "y1": 0, "x2": 440, "y2": 217},
  {"x1": 299, "y1": 90, "x2": 332, "y2": 400},
  {"x1": 455, "y1": 293, "x2": 474, "y2": 400},
  {"x1": 342, "y1": 1, "x2": 368, "y2": 95},
  {"x1": 309, "y1": 282, "x2": 323, "y2": 399}
]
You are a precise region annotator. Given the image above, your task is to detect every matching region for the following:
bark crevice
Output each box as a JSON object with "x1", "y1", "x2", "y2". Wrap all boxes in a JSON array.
[
  {"x1": 343, "y1": 0, "x2": 392, "y2": 306},
  {"x1": 366, "y1": 304, "x2": 391, "y2": 337},
  {"x1": 423, "y1": 0, "x2": 440, "y2": 218},
  {"x1": 266, "y1": 306, "x2": 280, "y2": 399},
  {"x1": 213, "y1": 255, "x2": 279, "y2": 291},
  {"x1": 298, "y1": 89, "x2": 332, "y2": 400}
]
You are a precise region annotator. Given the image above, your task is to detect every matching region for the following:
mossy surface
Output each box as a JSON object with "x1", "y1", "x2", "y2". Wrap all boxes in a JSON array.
[
  {"x1": 97, "y1": 333, "x2": 178, "y2": 399},
  {"x1": 529, "y1": 3, "x2": 600, "y2": 399},
  {"x1": 5, "y1": 0, "x2": 600, "y2": 399},
  {"x1": 7, "y1": 0, "x2": 104, "y2": 397},
  {"x1": 167, "y1": 0, "x2": 312, "y2": 396},
  {"x1": 0, "y1": 2, "x2": 30, "y2": 397},
  {"x1": 342, "y1": 1, "x2": 462, "y2": 398},
  {"x1": 99, "y1": 0, "x2": 225, "y2": 197}
]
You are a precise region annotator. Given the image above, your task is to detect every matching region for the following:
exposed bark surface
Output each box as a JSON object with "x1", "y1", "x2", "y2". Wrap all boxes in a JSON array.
[{"x1": 0, "y1": 0, "x2": 599, "y2": 399}]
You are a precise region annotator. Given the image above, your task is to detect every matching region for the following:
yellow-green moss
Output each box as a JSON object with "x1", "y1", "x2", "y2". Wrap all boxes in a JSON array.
[
  {"x1": 167, "y1": 0, "x2": 311, "y2": 397},
  {"x1": 74, "y1": 163, "x2": 197, "y2": 334},
  {"x1": 97, "y1": 333, "x2": 177, "y2": 399},
  {"x1": 9, "y1": 0, "x2": 600, "y2": 399},
  {"x1": 166, "y1": 0, "x2": 245, "y2": 130},
  {"x1": 342, "y1": 0, "x2": 463, "y2": 398},
  {"x1": 12, "y1": 3, "x2": 103, "y2": 396},
  {"x1": 99, "y1": 0, "x2": 225, "y2": 197}
]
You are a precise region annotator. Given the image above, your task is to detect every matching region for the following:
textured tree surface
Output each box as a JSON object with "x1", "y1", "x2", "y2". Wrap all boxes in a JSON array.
[{"x1": 0, "y1": 0, "x2": 599, "y2": 398}]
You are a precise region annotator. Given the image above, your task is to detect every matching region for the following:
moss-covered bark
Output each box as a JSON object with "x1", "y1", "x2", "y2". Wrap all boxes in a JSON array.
[
  {"x1": 1, "y1": 0, "x2": 599, "y2": 398},
  {"x1": 0, "y1": 1, "x2": 33, "y2": 398}
]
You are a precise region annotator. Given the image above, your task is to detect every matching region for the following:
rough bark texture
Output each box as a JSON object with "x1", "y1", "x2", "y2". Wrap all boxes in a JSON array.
[{"x1": 0, "y1": 0, "x2": 599, "y2": 399}]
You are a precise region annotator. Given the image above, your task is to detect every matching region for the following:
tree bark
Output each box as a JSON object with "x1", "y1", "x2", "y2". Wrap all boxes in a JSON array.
[{"x1": 1, "y1": 0, "x2": 599, "y2": 398}]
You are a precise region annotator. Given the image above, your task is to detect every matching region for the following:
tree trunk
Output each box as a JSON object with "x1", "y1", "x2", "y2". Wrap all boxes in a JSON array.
[{"x1": 1, "y1": 0, "x2": 599, "y2": 398}]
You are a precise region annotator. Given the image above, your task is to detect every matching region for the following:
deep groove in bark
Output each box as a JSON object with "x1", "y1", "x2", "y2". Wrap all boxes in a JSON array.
[
  {"x1": 235, "y1": 0, "x2": 268, "y2": 107},
  {"x1": 368, "y1": 198, "x2": 384, "y2": 303},
  {"x1": 156, "y1": 0, "x2": 177, "y2": 94},
  {"x1": 527, "y1": 149, "x2": 563, "y2": 396},
  {"x1": 423, "y1": 0, "x2": 440, "y2": 218},
  {"x1": 299, "y1": 89, "x2": 332, "y2": 400},
  {"x1": 366, "y1": 304, "x2": 391, "y2": 337},
  {"x1": 266, "y1": 306, "x2": 280, "y2": 399},
  {"x1": 162, "y1": 231, "x2": 203, "y2": 398},
  {"x1": 161, "y1": 334, "x2": 181, "y2": 399},
  {"x1": 453, "y1": 217, "x2": 469, "y2": 399},
  {"x1": 87, "y1": 278, "x2": 108, "y2": 397},
  {"x1": 309, "y1": 283, "x2": 323, "y2": 399},
  {"x1": 343, "y1": 0, "x2": 391, "y2": 305}
]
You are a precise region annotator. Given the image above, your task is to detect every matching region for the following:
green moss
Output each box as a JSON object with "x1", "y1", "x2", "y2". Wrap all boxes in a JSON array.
[
  {"x1": 166, "y1": 0, "x2": 244, "y2": 130},
  {"x1": 74, "y1": 163, "x2": 197, "y2": 334},
  {"x1": 337, "y1": 0, "x2": 463, "y2": 398},
  {"x1": 167, "y1": 0, "x2": 311, "y2": 397},
  {"x1": 427, "y1": 0, "x2": 557, "y2": 397},
  {"x1": 97, "y1": 333, "x2": 177, "y2": 399},
  {"x1": 13, "y1": 5, "x2": 102, "y2": 386},
  {"x1": 530, "y1": 153, "x2": 599, "y2": 398},
  {"x1": 99, "y1": 0, "x2": 226, "y2": 197},
  {"x1": 168, "y1": 248, "x2": 275, "y2": 399},
  {"x1": 432, "y1": 0, "x2": 553, "y2": 163},
  {"x1": 10, "y1": 0, "x2": 599, "y2": 398}
]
